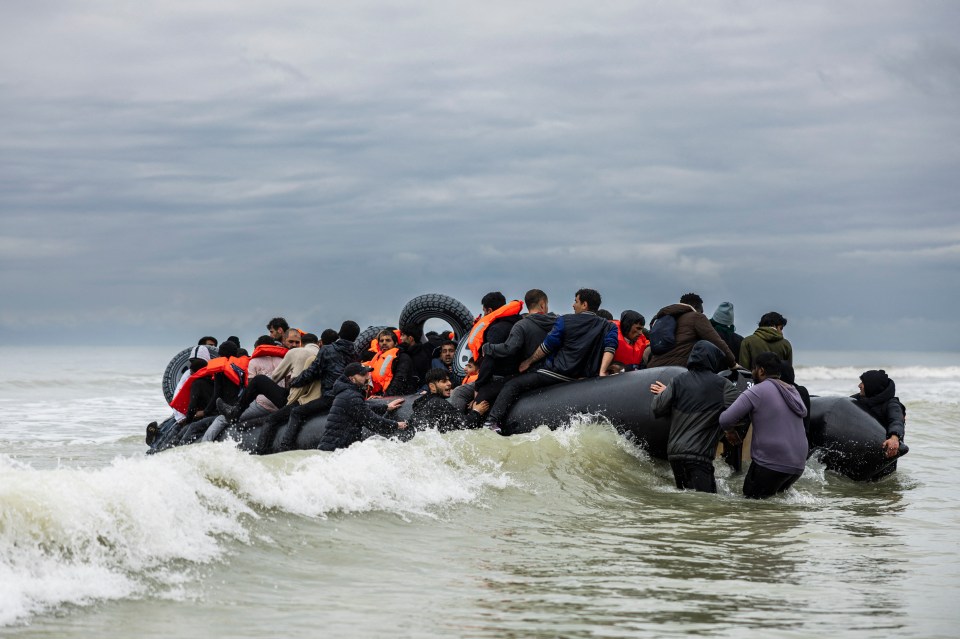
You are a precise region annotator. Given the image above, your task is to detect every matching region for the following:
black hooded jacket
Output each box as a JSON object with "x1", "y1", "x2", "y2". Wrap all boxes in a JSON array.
[
  {"x1": 319, "y1": 377, "x2": 401, "y2": 451},
  {"x1": 651, "y1": 341, "x2": 741, "y2": 462},
  {"x1": 851, "y1": 381, "x2": 906, "y2": 440},
  {"x1": 409, "y1": 393, "x2": 484, "y2": 432},
  {"x1": 483, "y1": 312, "x2": 558, "y2": 372},
  {"x1": 290, "y1": 339, "x2": 360, "y2": 396}
]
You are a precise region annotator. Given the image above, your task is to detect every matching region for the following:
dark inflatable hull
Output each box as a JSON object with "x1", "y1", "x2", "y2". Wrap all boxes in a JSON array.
[
  {"x1": 149, "y1": 369, "x2": 903, "y2": 481},
  {"x1": 808, "y1": 396, "x2": 908, "y2": 481}
]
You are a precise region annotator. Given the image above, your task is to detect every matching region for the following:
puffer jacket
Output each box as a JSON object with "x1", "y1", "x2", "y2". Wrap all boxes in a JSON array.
[
  {"x1": 409, "y1": 393, "x2": 484, "y2": 432},
  {"x1": 651, "y1": 341, "x2": 741, "y2": 462},
  {"x1": 318, "y1": 377, "x2": 400, "y2": 451},
  {"x1": 540, "y1": 311, "x2": 619, "y2": 381},
  {"x1": 739, "y1": 327, "x2": 792, "y2": 369},
  {"x1": 851, "y1": 381, "x2": 906, "y2": 440},
  {"x1": 290, "y1": 339, "x2": 360, "y2": 396},
  {"x1": 647, "y1": 304, "x2": 737, "y2": 369},
  {"x1": 483, "y1": 312, "x2": 558, "y2": 371}
]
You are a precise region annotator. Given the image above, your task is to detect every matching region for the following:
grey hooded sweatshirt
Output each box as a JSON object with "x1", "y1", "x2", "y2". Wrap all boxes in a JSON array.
[{"x1": 720, "y1": 377, "x2": 809, "y2": 475}]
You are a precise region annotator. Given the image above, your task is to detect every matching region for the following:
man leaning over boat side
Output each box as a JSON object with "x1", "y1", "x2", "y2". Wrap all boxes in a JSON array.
[
  {"x1": 483, "y1": 288, "x2": 619, "y2": 433},
  {"x1": 409, "y1": 369, "x2": 490, "y2": 433},
  {"x1": 319, "y1": 363, "x2": 408, "y2": 451},
  {"x1": 854, "y1": 369, "x2": 907, "y2": 473},
  {"x1": 646, "y1": 293, "x2": 737, "y2": 370},
  {"x1": 650, "y1": 341, "x2": 741, "y2": 493}
]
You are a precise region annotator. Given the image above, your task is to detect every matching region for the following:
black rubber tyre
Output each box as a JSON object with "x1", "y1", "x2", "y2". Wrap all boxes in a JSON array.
[
  {"x1": 162, "y1": 346, "x2": 219, "y2": 403},
  {"x1": 398, "y1": 294, "x2": 475, "y2": 340},
  {"x1": 355, "y1": 325, "x2": 391, "y2": 357}
]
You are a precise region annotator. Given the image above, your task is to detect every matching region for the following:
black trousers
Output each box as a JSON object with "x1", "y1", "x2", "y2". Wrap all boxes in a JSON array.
[
  {"x1": 236, "y1": 375, "x2": 289, "y2": 415},
  {"x1": 742, "y1": 462, "x2": 801, "y2": 499},
  {"x1": 669, "y1": 459, "x2": 717, "y2": 493},
  {"x1": 488, "y1": 371, "x2": 563, "y2": 426}
]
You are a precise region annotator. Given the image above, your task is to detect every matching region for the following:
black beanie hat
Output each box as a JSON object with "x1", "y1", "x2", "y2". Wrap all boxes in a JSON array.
[{"x1": 860, "y1": 369, "x2": 890, "y2": 397}]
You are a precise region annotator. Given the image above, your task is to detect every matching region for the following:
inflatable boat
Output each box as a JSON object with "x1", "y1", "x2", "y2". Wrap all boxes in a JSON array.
[{"x1": 151, "y1": 294, "x2": 906, "y2": 482}]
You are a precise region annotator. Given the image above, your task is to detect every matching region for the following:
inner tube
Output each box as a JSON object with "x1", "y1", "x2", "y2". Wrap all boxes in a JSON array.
[
  {"x1": 162, "y1": 346, "x2": 219, "y2": 403},
  {"x1": 397, "y1": 294, "x2": 474, "y2": 340},
  {"x1": 809, "y1": 396, "x2": 908, "y2": 481}
]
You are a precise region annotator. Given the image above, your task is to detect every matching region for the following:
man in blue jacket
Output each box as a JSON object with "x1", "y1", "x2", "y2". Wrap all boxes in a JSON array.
[{"x1": 484, "y1": 288, "x2": 618, "y2": 433}]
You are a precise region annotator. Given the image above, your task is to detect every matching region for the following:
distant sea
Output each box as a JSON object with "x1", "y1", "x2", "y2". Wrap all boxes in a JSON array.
[{"x1": 1, "y1": 346, "x2": 958, "y2": 638}]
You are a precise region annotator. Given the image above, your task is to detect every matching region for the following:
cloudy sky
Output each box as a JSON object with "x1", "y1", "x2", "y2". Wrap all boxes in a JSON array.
[{"x1": 1, "y1": 1, "x2": 957, "y2": 352}]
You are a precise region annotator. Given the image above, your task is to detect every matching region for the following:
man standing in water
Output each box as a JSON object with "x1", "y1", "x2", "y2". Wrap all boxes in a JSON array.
[{"x1": 719, "y1": 352, "x2": 808, "y2": 499}]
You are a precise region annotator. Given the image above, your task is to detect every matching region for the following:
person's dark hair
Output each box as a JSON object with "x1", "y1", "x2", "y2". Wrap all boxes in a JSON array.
[
  {"x1": 620, "y1": 310, "x2": 645, "y2": 334},
  {"x1": 189, "y1": 359, "x2": 208, "y2": 374},
  {"x1": 254, "y1": 335, "x2": 275, "y2": 347},
  {"x1": 780, "y1": 361, "x2": 796, "y2": 386},
  {"x1": 338, "y1": 320, "x2": 360, "y2": 342},
  {"x1": 680, "y1": 293, "x2": 704, "y2": 314},
  {"x1": 301, "y1": 333, "x2": 319, "y2": 345},
  {"x1": 596, "y1": 309, "x2": 614, "y2": 321},
  {"x1": 481, "y1": 291, "x2": 507, "y2": 311},
  {"x1": 218, "y1": 340, "x2": 239, "y2": 358},
  {"x1": 759, "y1": 312, "x2": 788, "y2": 328},
  {"x1": 320, "y1": 329, "x2": 339, "y2": 345},
  {"x1": 376, "y1": 329, "x2": 397, "y2": 344},
  {"x1": 267, "y1": 317, "x2": 289, "y2": 332},
  {"x1": 425, "y1": 368, "x2": 450, "y2": 385},
  {"x1": 198, "y1": 336, "x2": 218, "y2": 346},
  {"x1": 467, "y1": 356, "x2": 476, "y2": 365},
  {"x1": 524, "y1": 288, "x2": 547, "y2": 310},
  {"x1": 441, "y1": 339, "x2": 456, "y2": 349},
  {"x1": 226, "y1": 335, "x2": 241, "y2": 346},
  {"x1": 575, "y1": 288, "x2": 602, "y2": 312},
  {"x1": 400, "y1": 323, "x2": 423, "y2": 342},
  {"x1": 753, "y1": 351, "x2": 782, "y2": 377}
]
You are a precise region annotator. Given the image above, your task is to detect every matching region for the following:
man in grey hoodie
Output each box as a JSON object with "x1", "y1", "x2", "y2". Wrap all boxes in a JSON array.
[{"x1": 720, "y1": 351, "x2": 808, "y2": 499}]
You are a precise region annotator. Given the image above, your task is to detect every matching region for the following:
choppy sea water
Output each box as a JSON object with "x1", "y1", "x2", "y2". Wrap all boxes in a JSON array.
[{"x1": 1, "y1": 347, "x2": 958, "y2": 638}]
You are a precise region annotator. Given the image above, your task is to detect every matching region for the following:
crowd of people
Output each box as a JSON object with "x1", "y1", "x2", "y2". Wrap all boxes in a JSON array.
[{"x1": 148, "y1": 289, "x2": 907, "y2": 499}]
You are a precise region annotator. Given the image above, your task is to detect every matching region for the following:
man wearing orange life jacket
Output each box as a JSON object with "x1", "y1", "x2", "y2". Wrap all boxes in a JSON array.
[
  {"x1": 461, "y1": 291, "x2": 524, "y2": 410},
  {"x1": 367, "y1": 329, "x2": 411, "y2": 395},
  {"x1": 613, "y1": 310, "x2": 649, "y2": 370}
]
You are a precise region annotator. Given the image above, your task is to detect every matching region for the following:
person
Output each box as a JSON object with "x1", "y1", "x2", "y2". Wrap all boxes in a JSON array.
[
  {"x1": 282, "y1": 328, "x2": 303, "y2": 349},
  {"x1": 647, "y1": 293, "x2": 737, "y2": 370},
  {"x1": 650, "y1": 341, "x2": 741, "y2": 493},
  {"x1": 289, "y1": 320, "x2": 361, "y2": 398},
  {"x1": 780, "y1": 362, "x2": 811, "y2": 445},
  {"x1": 739, "y1": 311, "x2": 792, "y2": 370},
  {"x1": 709, "y1": 302, "x2": 743, "y2": 361},
  {"x1": 481, "y1": 289, "x2": 558, "y2": 374},
  {"x1": 367, "y1": 328, "x2": 419, "y2": 396},
  {"x1": 596, "y1": 309, "x2": 614, "y2": 321},
  {"x1": 397, "y1": 323, "x2": 435, "y2": 390},
  {"x1": 409, "y1": 369, "x2": 490, "y2": 432},
  {"x1": 267, "y1": 317, "x2": 290, "y2": 344},
  {"x1": 320, "y1": 328, "x2": 339, "y2": 347},
  {"x1": 484, "y1": 288, "x2": 619, "y2": 432},
  {"x1": 612, "y1": 310, "x2": 649, "y2": 370},
  {"x1": 853, "y1": 369, "x2": 906, "y2": 463},
  {"x1": 719, "y1": 352, "x2": 808, "y2": 499},
  {"x1": 430, "y1": 340, "x2": 462, "y2": 387},
  {"x1": 318, "y1": 363, "x2": 408, "y2": 451},
  {"x1": 198, "y1": 336, "x2": 218, "y2": 347},
  {"x1": 471, "y1": 291, "x2": 531, "y2": 408}
]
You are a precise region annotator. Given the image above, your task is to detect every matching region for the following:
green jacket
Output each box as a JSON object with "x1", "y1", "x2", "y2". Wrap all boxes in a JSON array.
[{"x1": 739, "y1": 327, "x2": 792, "y2": 369}]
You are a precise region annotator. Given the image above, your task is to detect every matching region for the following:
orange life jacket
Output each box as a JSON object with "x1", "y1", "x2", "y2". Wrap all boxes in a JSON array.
[
  {"x1": 250, "y1": 344, "x2": 289, "y2": 360},
  {"x1": 462, "y1": 371, "x2": 479, "y2": 386},
  {"x1": 467, "y1": 300, "x2": 523, "y2": 361},
  {"x1": 613, "y1": 320, "x2": 649, "y2": 366},
  {"x1": 368, "y1": 347, "x2": 399, "y2": 394},
  {"x1": 169, "y1": 355, "x2": 250, "y2": 413}
]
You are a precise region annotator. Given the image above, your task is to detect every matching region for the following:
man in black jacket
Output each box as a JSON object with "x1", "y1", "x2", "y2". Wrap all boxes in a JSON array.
[
  {"x1": 854, "y1": 369, "x2": 906, "y2": 462},
  {"x1": 319, "y1": 363, "x2": 407, "y2": 451},
  {"x1": 650, "y1": 341, "x2": 741, "y2": 493},
  {"x1": 484, "y1": 288, "x2": 618, "y2": 433},
  {"x1": 409, "y1": 369, "x2": 490, "y2": 432},
  {"x1": 397, "y1": 323, "x2": 434, "y2": 391}
]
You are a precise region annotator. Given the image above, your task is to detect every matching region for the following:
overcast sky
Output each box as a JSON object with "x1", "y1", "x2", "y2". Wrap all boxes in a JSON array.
[{"x1": 1, "y1": 1, "x2": 957, "y2": 352}]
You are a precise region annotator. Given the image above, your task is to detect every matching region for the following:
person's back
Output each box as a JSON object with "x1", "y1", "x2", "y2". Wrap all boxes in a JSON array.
[
  {"x1": 709, "y1": 302, "x2": 743, "y2": 361},
  {"x1": 650, "y1": 341, "x2": 740, "y2": 492},
  {"x1": 647, "y1": 294, "x2": 736, "y2": 369},
  {"x1": 271, "y1": 337, "x2": 321, "y2": 404},
  {"x1": 740, "y1": 312, "x2": 792, "y2": 369},
  {"x1": 290, "y1": 321, "x2": 361, "y2": 396}
]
